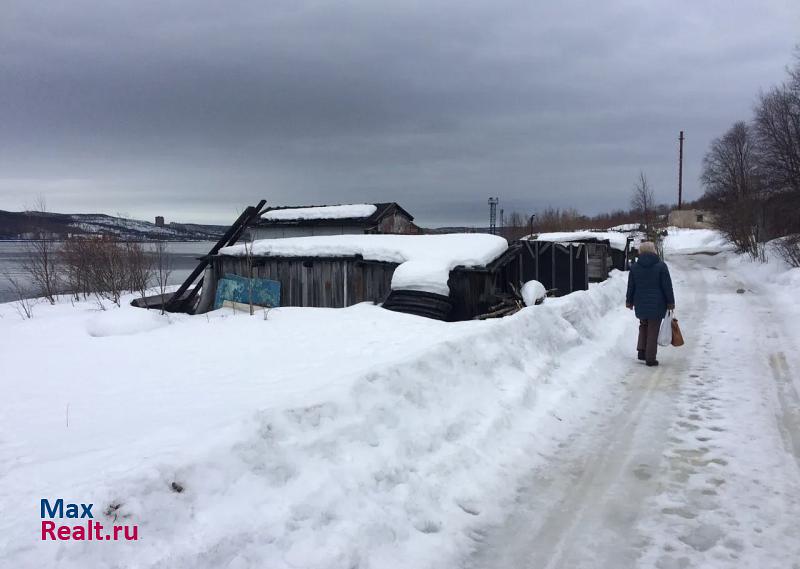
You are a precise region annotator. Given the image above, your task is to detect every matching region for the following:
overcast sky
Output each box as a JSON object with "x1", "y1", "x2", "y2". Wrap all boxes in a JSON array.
[{"x1": 1, "y1": 1, "x2": 799, "y2": 226}]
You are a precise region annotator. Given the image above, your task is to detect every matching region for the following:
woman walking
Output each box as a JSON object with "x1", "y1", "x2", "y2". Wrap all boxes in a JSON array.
[{"x1": 626, "y1": 241, "x2": 675, "y2": 366}]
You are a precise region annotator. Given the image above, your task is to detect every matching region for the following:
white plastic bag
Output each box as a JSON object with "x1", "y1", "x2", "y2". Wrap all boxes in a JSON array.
[{"x1": 658, "y1": 310, "x2": 674, "y2": 347}]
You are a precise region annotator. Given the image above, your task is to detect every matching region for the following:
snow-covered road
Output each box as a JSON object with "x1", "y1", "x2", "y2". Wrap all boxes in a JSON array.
[{"x1": 465, "y1": 252, "x2": 800, "y2": 569}]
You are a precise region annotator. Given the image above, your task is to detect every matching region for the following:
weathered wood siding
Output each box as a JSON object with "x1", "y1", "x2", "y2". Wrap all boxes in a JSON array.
[
  {"x1": 448, "y1": 269, "x2": 496, "y2": 321},
  {"x1": 520, "y1": 241, "x2": 589, "y2": 296},
  {"x1": 585, "y1": 243, "x2": 610, "y2": 282},
  {"x1": 214, "y1": 256, "x2": 397, "y2": 308}
]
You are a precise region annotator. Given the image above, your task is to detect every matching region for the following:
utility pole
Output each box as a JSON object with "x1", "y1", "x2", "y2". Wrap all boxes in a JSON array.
[
  {"x1": 678, "y1": 130, "x2": 684, "y2": 210},
  {"x1": 488, "y1": 197, "x2": 499, "y2": 235}
]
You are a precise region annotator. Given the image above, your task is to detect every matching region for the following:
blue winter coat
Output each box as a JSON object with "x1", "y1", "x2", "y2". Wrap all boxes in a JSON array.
[{"x1": 626, "y1": 252, "x2": 675, "y2": 320}]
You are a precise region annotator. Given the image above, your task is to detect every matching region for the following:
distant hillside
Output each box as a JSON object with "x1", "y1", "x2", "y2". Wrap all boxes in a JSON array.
[{"x1": 0, "y1": 210, "x2": 226, "y2": 241}]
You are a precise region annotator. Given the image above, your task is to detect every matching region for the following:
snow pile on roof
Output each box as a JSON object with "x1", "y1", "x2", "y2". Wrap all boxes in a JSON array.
[
  {"x1": 0, "y1": 268, "x2": 630, "y2": 569},
  {"x1": 220, "y1": 234, "x2": 509, "y2": 296},
  {"x1": 607, "y1": 223, "x2": 640, "y2": 231},
  {"x1": 262, "y1": 204, "x2": 378, "y2": 221},
  {"x1": 530, "y1": 231, "x2": 629, "y2": 251},
  {"x1": 663, "y1": 228, "x2": 733, "y2": 255}
]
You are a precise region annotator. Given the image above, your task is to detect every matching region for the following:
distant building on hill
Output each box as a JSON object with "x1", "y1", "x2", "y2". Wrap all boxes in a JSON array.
[
  {"x1": 155, "y1": 216, "x2": 165, "y2": 227},
  {"x1": 668, "y1": 209, "x2": 715, "y2": 229},
  {"x1": 249, "y1": 203, "x2": 418, "y2": 240}
]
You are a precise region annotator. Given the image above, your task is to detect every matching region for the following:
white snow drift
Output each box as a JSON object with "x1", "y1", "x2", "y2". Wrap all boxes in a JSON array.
[
  {"x1": 261, "y1": 204, "x2": 378, "y2": 221},
  {"x1": 221, "y1": 233, "x2": 509, "y2": 296}
]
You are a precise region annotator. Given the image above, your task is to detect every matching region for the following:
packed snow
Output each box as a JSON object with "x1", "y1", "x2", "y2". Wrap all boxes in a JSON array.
[
  {"x1": 220, "y1": 234, "x2": 509, "y2": 296},
  {"x1": 261, "y1": 204, "x2": 378, "y2": 221},
  {"x1": 663, "y1": 227, "x2": 734, "y2": 255},
  {"x1": 529, "y1": 231, "x2": 630, "y2": 251},
  {"x1": 520, "y1": 280, "x2": 546, "y2": 306}
]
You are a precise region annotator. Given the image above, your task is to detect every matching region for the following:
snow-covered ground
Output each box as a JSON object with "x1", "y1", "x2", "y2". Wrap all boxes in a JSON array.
[{"x1": 1, "y1": 229, "x2": 799, "y2": 568}]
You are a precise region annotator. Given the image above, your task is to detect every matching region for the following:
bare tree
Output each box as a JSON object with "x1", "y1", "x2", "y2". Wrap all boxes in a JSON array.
[
  {"x1": 753, "y1": 74, "x2": 800, "y2": 198},
  {"x1": 153, "y1": 241, "x2": 173, "y2": 315},
  {"x1": 701, "y1": 121, "x2": 764, "y2": 258},
  {"x1": 630, "y1": 172, "x2": 656, "y2": 230},
  {"x1": 775, "y1": 235, "x2": 800, "y2": 268},
  {"x1": 22, "y1": 197, "x2": 61, "y2": 304},
  {"x1": 751, "y1": 55, "x2": 800, "y2": 241}
]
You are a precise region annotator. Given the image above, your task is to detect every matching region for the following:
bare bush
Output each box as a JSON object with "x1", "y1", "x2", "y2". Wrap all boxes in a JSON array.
[
  {"x1": 775, "y1": 235, "x2": 800, "y2": 267},
  {"x1": 124, "y1": 242, "x2": 153, "y2": 301},
  {"x1": 61, "y1": 237, "x2": 94, "y2": 300},
  {"x1": 153, "y1": 241, "x2": 173, "y2": 314},
  {"x1": 4, "y1": 274, "x2": 35, "y2": 319}
]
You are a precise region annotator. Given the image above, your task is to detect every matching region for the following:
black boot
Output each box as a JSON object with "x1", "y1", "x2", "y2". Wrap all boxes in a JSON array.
[{"x1": 646, "y1": 360, "x2": 659, "y2": 367}]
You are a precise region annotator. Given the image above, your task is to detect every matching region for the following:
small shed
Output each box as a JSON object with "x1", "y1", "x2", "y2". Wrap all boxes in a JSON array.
[
  {"x1": 250, "y1": 203, "x2": 418, "y2": 240},
  {"x1": 529, "y1": 231, "x2": 632, "y2": 281},
  {"x1": 205, "y1": 234, "x2": 512, "y2": 321}
]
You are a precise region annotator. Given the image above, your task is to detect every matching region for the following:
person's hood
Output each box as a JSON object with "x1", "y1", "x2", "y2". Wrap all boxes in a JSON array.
[{"x1": 636, "y1": 252, "x2": 660, "y2": 268}]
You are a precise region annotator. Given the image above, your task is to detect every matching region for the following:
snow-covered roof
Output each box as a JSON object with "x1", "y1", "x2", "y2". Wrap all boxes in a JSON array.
[
  {"x1": 261, "y1": 204, "x2": 378, "y2": 222},
  {"x1": 529, "y1": 231, "x2": 629, "y2": 251},
  {"x1": 219, "y1": 234, "x2": 509, "y2": 296},
  {"x1": 607, "y1": 223, "x2": 640, "y2": 232}
]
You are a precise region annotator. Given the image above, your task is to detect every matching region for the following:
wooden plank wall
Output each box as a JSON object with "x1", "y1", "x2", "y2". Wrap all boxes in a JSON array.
[
  {"x1": 216, "y1": 256, "x2": 397, "y2": 308},
  {"x1": 448, "y1": 270, "x2": 495, "y2": 321}
]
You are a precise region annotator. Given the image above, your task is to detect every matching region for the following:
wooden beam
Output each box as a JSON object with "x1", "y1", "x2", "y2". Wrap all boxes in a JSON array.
[{"x1": 165, "y1": 199, "x2": 267, "y2": 312}]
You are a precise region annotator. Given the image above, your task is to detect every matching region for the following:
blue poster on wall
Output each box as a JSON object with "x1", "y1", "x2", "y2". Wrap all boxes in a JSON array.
[{"x1": 214, "y1": 273, "x2": 281, "y2": 309}]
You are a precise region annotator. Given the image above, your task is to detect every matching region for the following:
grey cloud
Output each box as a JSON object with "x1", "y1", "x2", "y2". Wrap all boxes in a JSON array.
[{"x1": 1, "y1": 0, "x2": 798, "y2": 225}]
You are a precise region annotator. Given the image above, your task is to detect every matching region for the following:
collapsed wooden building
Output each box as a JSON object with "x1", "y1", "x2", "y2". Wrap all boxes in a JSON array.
[
  {"x1": 202, "y1": 234, "x2": 515, "y2": 321},
  {"x1": 528, "y1": 231, "x2": 633, "y2": 283},
  {"x1": 199, "y1": 233, "x2": 602, "y2": 321},
  {"x1": 138, "y1": 201, "x2": 631, "y2": 321}
]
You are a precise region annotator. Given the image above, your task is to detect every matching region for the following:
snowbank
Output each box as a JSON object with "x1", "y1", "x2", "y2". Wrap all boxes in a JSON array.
[
  {"x1": 262, "y1": 204, "x2": 377, "y2": 221},
  {"x1": 663, "y1": 227, "x2": 733, "y2": 255},
  {"x1": 86, "y1": 307, "x2": 171, "y2": 337},
  {"x1": 530, "y1": 231, "x2": 629, "y2": 251},
  {"x1": 220, "y1": 234, "x2": 509, "y2": 296},
  {"x1": 0, "y1": 270, "x2": 629, "y2": 569}
]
